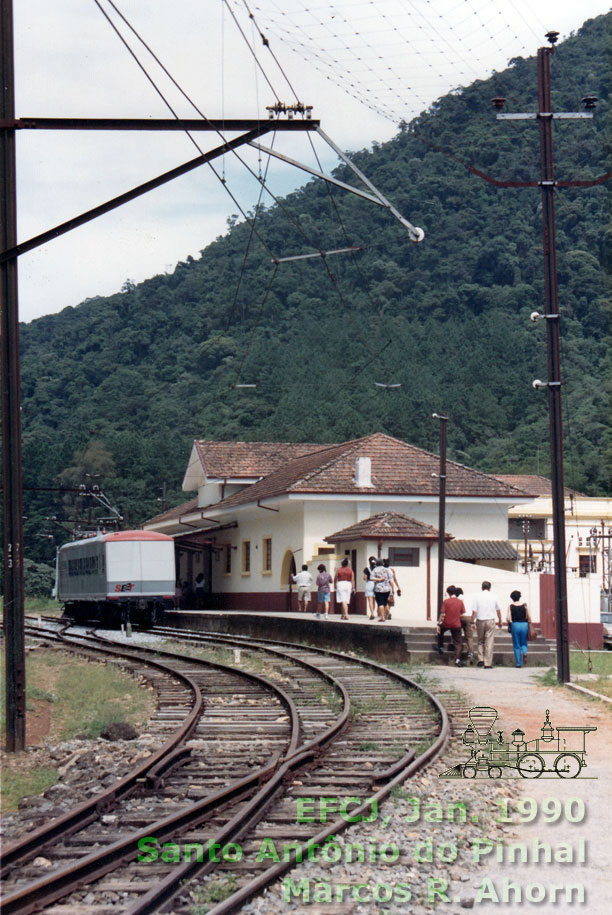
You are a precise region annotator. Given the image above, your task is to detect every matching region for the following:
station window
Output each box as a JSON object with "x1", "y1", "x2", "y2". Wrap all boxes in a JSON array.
[
  {"x1": 263, "y1": 537, "x2": 272, "y2": 573},
  {"x1": 224, "y1": 544, "x2": 232, "y2": 575},
  {"x1": 242, "y1": 540, "x2": 251, "y2": 574},
  {"x1": 388, "y1": 547, "x2": 420, "y2": 567}
]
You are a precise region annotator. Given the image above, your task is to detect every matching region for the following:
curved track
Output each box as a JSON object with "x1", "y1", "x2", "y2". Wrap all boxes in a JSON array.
[{"x1": 2, "y1": 621, "x2": 451, "y2": 914}]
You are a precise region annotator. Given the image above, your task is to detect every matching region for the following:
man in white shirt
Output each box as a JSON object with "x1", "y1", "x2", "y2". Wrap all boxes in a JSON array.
[
  {"x1": 470, "y1": 581, "x2": 502, "y2": 668},
  {"x1": 292, "y1": 564, "x2": 313, "y2": 613}
]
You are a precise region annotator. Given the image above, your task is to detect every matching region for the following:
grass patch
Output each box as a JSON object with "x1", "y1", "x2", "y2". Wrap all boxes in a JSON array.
[
  {"x1": 1, "y1": 648, "x2": 154, "y2": 812},
  {"x1": 1, "y1": 597, "x2": 62, "y2": 615},
  {"x1": 536, "y1": 668, "x2": 559, "y2": 687},
  {"x1": 190, "y1": 875, "x2": 238, "y2": 914},
  {"x1": 572, "y1": 677, "x2": 612, "y2": 700},
  {"x1": 26, "y1": 597, "x2": 63, "y2": 615},
  {"x1": 569, "y1": 650, "x2": 612, "y2": 676},
  {"x1": 1, "y1": 648, "x2": 153, "y2": 742},
  {"x1": 537, "y1": 663, "x2": 612, "y2": 702},
  {"x1": 1, "y1": 767, "x2": 58, "y2": 812}
]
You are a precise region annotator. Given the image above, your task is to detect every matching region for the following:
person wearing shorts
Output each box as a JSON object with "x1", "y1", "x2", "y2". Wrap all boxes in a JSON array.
[
  {"x1": 292, "y1": 564, "x2": 313, "y2": 613},
  {"x1": 316, "y1": 564, "x2": 333, "y2": 618},
  {"x1": 383, "y1": 558, "x2": 400, "y2": 620},
  {"x1": 363, "y1": 556, "x2": 377, "y2": 619},
  {"x1": 370, "y1": 558, "x2": 392, "y2": 621},
  {"x1": 334, "y1": 558, "x2": 355, "y2": 620}
]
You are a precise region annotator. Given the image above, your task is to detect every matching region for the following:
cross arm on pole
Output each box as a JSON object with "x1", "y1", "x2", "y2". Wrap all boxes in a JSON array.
[
  {"x1": 0, "y1": 125, "x2": 277, "y2": 262},
  {"x1": 0, "y1": 117, "x2": 320, "y2": 132}
]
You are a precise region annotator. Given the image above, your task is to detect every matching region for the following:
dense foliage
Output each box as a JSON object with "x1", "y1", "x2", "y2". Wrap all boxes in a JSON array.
[{"x1": 17, "y1": 14, "x2": 612, "y2": 563}]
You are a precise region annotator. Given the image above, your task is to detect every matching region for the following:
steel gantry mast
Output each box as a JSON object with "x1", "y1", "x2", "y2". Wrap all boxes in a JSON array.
[{"x1": 1, "y1": 2, "x2": 425, "y2": 749}]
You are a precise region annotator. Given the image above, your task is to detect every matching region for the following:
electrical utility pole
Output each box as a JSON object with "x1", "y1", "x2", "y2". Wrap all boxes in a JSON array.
[
  {"x1": 432, "y1": 413, "x2": 448, "y2": 618},
  {"x1": 1, "y1": 0, "x2": 26, "y2": 751},
  {"x1": 0, "y1": 8, "x2": 425, "y2": 748},
  {"x1": 0, "y1": 9, "x2": 320, "y2": 753},
  {"x1": 492, "y1": 31, "x2": 603, "y2": 683}
]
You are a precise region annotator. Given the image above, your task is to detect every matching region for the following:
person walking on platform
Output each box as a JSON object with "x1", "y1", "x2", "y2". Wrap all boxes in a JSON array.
[
  {"x1": 455, "y1": 586, "x2": 474, "y2": 663},
  {"x1": 363, "y1": 556, "x2": 377, "y2": 619},
  {"x1": 383, "y1": 558, "x2": 401, "y2": 620},
  {"x1": 507, "y1": 589, "x2": 531, "y2": 668},
  {"x1": 436, "y1": 585, "x2": 465, "y2": 666},
  {"x1": 334, "y1": 558, "x2": 355, "y2": 620},
  {"x1": 471, "y1": 581, "x2": 502, "y2": 668},
  {"x1": 370, "y1": 558, "x2": 393, "y2": 621},
  {"x1": 315, "y1": 563, "x2": 333, "y2": 619},
  {"x1": 293, "y1": 564, "x2": 313, "y2": 613}
]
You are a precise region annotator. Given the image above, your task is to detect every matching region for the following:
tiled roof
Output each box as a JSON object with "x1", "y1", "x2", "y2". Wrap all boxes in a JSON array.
[
  {"x1": 493, "y1": 474, "x2": 586, "y2": 499},
  {"x1": 446, "y1": 540, "x2": 519, "y2": 561},
  {"x1": 205, "y1": 433, "x2": 528, "y2": 511},
  {"x1": 144, "y1": 496, "x2": 199, "y2": 526},
  {"x1": 194, "y1": 440, "x2": 329, "y2": 479},
  {"x1": 325, "y1": 512, "x2": 441, "y2": 542}
]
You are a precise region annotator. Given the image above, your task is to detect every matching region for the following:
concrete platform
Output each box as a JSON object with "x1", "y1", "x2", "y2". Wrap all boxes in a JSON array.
[{"x1": 162, "y1": 609, "x2": 557, "y2": 667}]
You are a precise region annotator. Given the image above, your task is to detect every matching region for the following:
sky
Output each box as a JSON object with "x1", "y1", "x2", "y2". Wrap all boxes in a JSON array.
[{"x1": 12, "y1": 0, "x2": 611, "y2": 323}]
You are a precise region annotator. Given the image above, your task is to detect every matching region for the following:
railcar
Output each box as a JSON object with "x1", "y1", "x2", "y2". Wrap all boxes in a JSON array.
[{"x1": 56, "y1": 530, "x2": 175, "y2": 628}]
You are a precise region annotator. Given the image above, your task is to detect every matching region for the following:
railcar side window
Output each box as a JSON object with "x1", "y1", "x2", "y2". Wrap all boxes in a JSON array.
[{"x1": 68, "y1": 555, "x2": 99, "y2": 576}]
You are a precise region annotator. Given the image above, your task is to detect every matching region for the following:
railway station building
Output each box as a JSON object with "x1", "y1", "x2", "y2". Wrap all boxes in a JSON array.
[{"x1": 144, "y1": 433, "x2": 602, "y2": 643}]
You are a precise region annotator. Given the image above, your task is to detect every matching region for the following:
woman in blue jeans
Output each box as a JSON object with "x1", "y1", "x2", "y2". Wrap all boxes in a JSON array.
[{"x1": 506, "y1": 589, "x2": 532, "y2": 667}]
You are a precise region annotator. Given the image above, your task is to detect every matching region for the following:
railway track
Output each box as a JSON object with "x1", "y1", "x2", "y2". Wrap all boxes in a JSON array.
[{"x1": 2, "y1": 621, "x2": 455, "y2": 914}]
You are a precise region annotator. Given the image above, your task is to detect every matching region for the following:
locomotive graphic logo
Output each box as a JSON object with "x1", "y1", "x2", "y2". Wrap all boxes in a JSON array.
[{"x1": 440, "y1": 706, "x2": 596, "y2": 779}]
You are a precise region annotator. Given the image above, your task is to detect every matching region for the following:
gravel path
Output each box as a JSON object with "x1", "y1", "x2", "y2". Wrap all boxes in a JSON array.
[
  {"x1": 422, "y1": 664, "x2": 611, "y2": 915},
  {"x1": 233, "y1": 664, "x2": 610, "y2": 915}
]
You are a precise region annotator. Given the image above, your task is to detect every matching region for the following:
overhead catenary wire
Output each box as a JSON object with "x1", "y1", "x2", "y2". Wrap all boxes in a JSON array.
[
  {"x1": 237, "y1": 0, "x2": 304, "y2": 103},
  {"x1": 99, "y1": 0, "x2": 341, "y2": 260},
  {"x1": 94, "y1": 0, "x2": 358, "y2": 387},
  {"x1": 92, "y1": 0, "x2": 412, "y2": 412},
  {"x1": 249, "y1": 0, "x2": 557, "y2": 125},
  {"x1": 231, "y1": 262, "x2": 280, "y2": 388},
  {"x1": 94, "y1": 0, "x2": 276, "y2": 259},
  {"x1": 99, "y1": 0, "x2": 360, "y2": 267}
]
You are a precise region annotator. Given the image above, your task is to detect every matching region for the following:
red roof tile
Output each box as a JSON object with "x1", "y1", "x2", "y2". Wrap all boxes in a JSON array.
[
  {"x1": 325, "y1": 512, "x2": 441, "y2": 542},
  {"x1": 206, "y1": 433, "x2": 528, "y2": 510},
  {"x1": 145, "y1": 496, "x2": 199, "y2": 526},
  {"x1": 492, "y1": 474, "x2": 586, "y2": 498},
  {"x1": 195, "y1": 440, "x2": 329, "y2": 479}
]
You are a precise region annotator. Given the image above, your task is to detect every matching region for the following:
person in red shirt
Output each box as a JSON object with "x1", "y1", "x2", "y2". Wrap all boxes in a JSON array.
[{"x1": 436, "y1": 585, "x2": 466, "y2": 666}]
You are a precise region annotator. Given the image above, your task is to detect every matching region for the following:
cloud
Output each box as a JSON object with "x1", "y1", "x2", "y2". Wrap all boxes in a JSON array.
[{"x1": 12, "y1": 0, "x2": 607, "y2": 321}]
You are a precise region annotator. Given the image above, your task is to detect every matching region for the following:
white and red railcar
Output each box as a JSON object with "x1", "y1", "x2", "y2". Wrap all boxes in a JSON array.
[{"x1": 56, "y1": 530, "x2": 175, "y2": 628}]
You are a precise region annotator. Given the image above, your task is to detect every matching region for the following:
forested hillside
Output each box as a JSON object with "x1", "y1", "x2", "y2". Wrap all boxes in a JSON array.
[{"x1": 18, "y1": 13, "x2": 611, "y2": 562}]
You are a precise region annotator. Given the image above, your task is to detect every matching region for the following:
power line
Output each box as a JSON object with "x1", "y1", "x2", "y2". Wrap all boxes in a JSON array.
[{"x1": 249, "y1": 0, "x2": 560, "y2": 124}]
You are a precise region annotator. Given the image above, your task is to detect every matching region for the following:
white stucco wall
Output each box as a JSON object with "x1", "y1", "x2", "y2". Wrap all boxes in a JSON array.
[
  {"x1": 440, "y1": 560, "x2": 601, "y2": 626},
  {"x1": 210, "y1": 507, "x2": 305, "y2": 593},
  {"x1": 508, "y1": 497, "x2": 612, "y2": 581}
]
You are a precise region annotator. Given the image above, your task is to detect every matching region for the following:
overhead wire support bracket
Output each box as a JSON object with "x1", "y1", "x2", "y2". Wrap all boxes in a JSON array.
[
  {"x1": 272, "y1": 245, "x2": 365, "y2": 264},
  {"x1": 316, "y1": 127, "x2": 425, "y2": 243},
  {"x1": 0, "y1": 116, "x2": 320, "y2": 132},
  {"x1": 248, "y1": 141, "x2": 388, "y2": 208},
  {"x1": 1, "y1": 122, "x2": 320, "y2": 264},
  {"x1": 250, "y1": 129, "x2": 425, "y2": 242}
]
